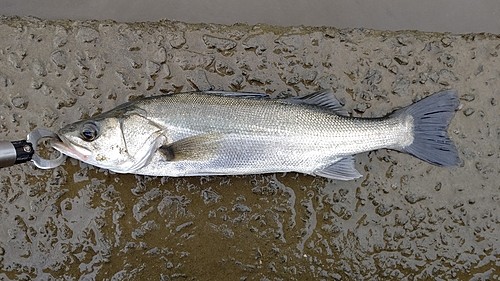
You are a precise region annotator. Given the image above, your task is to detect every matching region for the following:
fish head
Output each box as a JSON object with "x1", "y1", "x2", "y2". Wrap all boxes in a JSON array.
[{"x1": 52, "y1": 115, "x2": 132, "y2": 171}]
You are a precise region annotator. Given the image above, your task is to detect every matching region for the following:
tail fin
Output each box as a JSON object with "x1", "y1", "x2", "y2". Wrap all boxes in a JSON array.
[{"x1": 393, "y1": 90, "x2": 460, "y2": 166}]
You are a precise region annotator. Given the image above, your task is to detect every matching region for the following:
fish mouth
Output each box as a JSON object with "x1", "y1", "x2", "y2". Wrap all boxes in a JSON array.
[{"x1": 51, "y1": 134, "x2": 93, "y2": 161}]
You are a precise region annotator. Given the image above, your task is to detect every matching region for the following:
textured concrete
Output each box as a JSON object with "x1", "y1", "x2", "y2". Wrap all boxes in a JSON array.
[{"x1": 0, "y1": 16, "x2": 499, "y2": 280}]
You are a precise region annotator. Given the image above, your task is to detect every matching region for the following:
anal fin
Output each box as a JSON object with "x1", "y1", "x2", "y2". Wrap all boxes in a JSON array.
[{"x1": 314, "y1": 156, "x2": 362, "y2": 180}]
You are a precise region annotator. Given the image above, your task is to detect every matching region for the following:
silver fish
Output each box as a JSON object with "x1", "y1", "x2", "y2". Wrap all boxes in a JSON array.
[{"x1": 52, "y1": 89, "x2": 459, "y2": 180}]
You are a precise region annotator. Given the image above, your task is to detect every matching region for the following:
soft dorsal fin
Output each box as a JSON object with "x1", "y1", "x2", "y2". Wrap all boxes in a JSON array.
[
  {"x1": 201, "y1": 91, "x2": 270, "y2": 99},
  {"x1": 284, "y1": 89, "x2": 348, "y2": 116}
]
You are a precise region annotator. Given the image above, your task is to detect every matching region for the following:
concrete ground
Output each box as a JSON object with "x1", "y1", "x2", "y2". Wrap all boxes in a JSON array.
[
  {"x1": 1, "y1": 0, "x2": 500, "y2": 33},
  {"x1": 0, "y1": 13, "x2": 499, "y2": 281}
]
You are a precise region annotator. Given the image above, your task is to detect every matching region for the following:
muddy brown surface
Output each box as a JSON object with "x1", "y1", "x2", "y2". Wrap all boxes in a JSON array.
[{"x1": 0, "y1": 16, "x2": 499, "y2": 280}]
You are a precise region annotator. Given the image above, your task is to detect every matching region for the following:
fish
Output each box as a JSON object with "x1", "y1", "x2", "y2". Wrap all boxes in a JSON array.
[{"x1": 51, "y1": 89, "x2": 460, "y2": 180}]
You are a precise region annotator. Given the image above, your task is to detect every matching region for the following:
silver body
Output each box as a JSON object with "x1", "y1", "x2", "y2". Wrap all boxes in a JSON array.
[
  {"x1": 135, "y1": 94, "x2": 411, "y2": 177},
  {"x1": 53, "y1": 90, "x2": 459, "y2": 180}
]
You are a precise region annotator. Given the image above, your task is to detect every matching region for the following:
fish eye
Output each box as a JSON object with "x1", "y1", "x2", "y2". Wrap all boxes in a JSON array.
[{"x1": 80, "y1": 122, "x2": 99, "y2": 142}]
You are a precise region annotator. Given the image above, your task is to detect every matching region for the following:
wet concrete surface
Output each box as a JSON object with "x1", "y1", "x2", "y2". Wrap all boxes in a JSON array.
[{"x1": 0, "y1": 16, "x2": 499, "y2": 280}]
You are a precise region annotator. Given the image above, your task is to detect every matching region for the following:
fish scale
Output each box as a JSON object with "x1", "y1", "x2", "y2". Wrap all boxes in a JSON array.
[{"x1": 139, "y1": 94, "x2": 405, "y2": 155}]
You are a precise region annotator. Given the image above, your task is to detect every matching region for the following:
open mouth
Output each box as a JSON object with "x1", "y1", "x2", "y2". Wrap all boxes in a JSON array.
[{"x1": 51, "y1": 134, "x2": 92, "y2": 161}]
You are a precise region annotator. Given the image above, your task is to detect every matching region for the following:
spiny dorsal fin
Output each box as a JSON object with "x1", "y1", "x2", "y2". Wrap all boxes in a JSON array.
[
  {"x1": 201, "y1": 91, "x2": 270, "y2": 99},
  {"x1": 159, "y1": 134, "x2": 223, "y2": 162},
  {"x1": 285, "y1": 89, "x2": 348, "y2": 116}
]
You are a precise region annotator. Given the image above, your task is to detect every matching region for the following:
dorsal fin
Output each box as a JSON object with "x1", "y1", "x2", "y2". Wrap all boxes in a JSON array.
[
  {"x1": 201, "y1": 91, "x2": 270, "y2": 99},
  {"x1": 284, "y1": 89, "x2": 348, "y2": 116}
]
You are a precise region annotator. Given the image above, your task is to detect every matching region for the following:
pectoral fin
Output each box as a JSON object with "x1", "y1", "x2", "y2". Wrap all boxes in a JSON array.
[
  {"x1": 159, "y1": 134, "x2": 222, "y2": 162},
  {"x1": 314, "y1": 156, "x2": 362, "y2": 180}
]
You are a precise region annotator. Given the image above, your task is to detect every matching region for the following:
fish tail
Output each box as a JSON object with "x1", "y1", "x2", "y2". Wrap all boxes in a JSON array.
[{"x1": 393, "y1": 89, "x2": 460, "y2": 166}]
